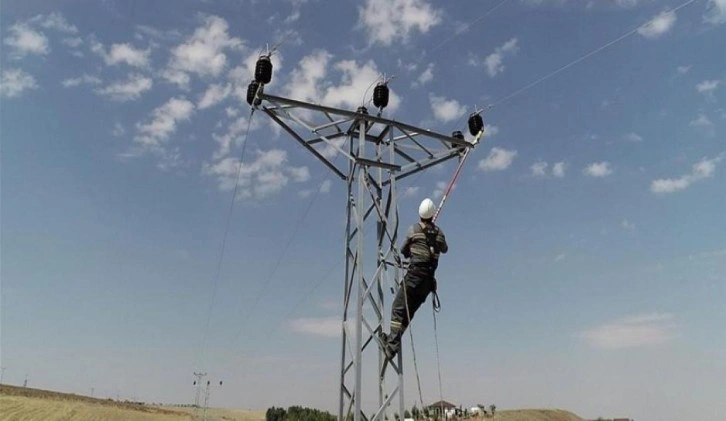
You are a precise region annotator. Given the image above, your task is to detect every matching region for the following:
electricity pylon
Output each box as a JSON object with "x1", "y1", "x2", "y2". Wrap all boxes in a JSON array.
[{"x1": 248, "y1": 56, "x2": 477, "y2": 421}]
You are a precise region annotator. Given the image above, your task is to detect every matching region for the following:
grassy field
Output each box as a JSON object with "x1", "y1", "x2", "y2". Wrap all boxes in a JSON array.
[{"x1": 1, "y1": 385, "x2": 581, "y2": 421}]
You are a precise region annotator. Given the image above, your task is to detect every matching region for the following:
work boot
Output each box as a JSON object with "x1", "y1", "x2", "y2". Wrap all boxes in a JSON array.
[
  {"x1": 384, "y1": 327, "x2": 402, "y2": 360},
  {"x1": 378, "y1": 332, "x2": 395, "y2": 361}
]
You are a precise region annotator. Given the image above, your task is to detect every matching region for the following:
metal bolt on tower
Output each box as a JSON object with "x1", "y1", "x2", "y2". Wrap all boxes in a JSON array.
[{"x1": 247, "y1": 56, "x2": 476, "y2": 421}]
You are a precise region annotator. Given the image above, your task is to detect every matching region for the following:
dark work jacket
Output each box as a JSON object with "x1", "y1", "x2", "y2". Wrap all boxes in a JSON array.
[{"x1": 400, "y1": 220, "x2": 448, "y2": 269}]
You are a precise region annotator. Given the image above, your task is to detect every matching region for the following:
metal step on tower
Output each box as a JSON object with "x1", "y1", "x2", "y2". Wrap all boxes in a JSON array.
[{"x1": 247, "y1": 54, "x2": 478, "y2": 421}]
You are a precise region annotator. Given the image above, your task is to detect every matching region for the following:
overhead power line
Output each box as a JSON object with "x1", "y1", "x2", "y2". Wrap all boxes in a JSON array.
[
  {"x1": 489, "y1": 0, "x2": 700, "y2": 109},
  {"x1": 195, "y1": 108, "x2": 256, "y2": 370}
]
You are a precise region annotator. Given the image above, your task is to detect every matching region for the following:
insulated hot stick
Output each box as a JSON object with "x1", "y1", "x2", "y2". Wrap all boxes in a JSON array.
[{"x1": 432, "y1": 112, "x2": 485, "y2": 223}]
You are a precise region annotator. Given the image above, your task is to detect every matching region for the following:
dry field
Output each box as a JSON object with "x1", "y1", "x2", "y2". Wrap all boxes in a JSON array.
[
  {"x1": 0, "y1": 385, "x2": 264, "y2": 421},
  {"x1": 486, "y1": 409, "x2": 583, "y2": 421},
  {"x1": 1, "y1": 385, "x2": 581, "y2": 421}
]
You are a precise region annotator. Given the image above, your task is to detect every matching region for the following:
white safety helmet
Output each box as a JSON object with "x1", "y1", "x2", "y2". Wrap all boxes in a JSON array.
[{"x1": 418, "y1": 198, "x2": 436, "y2": 220}]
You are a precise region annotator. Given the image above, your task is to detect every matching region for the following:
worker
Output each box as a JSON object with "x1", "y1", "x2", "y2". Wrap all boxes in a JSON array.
[{"x1": 381, "y1": 198, "x2": 448, "y2": 360}]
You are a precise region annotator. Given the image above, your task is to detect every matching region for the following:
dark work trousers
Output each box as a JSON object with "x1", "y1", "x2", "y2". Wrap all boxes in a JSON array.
[{"x1": 386, "y1": 266, "x2": 436, "y2": 353}]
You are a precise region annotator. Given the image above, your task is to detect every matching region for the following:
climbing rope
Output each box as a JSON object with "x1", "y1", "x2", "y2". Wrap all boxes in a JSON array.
[
  {"x1": 401, "y1": 273, "x2": 426, "y2": 411},
  {"x1": 432, "y1": 297, "x2": 444, "y2": 417}
]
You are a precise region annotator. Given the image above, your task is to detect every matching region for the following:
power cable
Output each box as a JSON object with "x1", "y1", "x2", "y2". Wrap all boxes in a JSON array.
[
  {"x1": 231, "y1": 166, "x2": 336, "y2": 343},
  {"x1": 489, "y1": 0, "x2": 699, "y2": 109},
  {"x1": 424, "y1": 0, "x2": 514, "y2": 60},
  {"x1": 194, "y1": 108, "x2": 256, "y2": 369}
]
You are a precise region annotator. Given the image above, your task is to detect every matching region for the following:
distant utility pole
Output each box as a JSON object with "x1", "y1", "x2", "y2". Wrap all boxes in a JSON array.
[
  {"x1": 192, "y1": 372, "x2": 206, "y2": 407},
  {"x1": 23, "y1": 374, "x2": 28, "y2": 388},
  {"x1": 0, "y1": 367, "x2": 6, "y2": 385},
  {"x1": 91, "y1": 387, "x2": 95, "y2": 398},
  {"x1": 202, "y1": 379, "x2": 223, "y2": 421}
]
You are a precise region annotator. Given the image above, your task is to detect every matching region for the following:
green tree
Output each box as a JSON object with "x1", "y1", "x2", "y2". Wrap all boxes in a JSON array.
[{"x1": 265, "y1": 406, "x2": 286, "y2": 421}]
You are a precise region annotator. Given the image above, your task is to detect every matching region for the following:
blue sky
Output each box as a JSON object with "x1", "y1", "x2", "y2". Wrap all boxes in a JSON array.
[{"x1": 1, "y1": 0, "x2": 725, "y2": 419}]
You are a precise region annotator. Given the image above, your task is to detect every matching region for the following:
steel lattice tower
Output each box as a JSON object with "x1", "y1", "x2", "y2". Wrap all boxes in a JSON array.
[{"x1": 249, "y1": 58, "x2": 475, "y2": 421}]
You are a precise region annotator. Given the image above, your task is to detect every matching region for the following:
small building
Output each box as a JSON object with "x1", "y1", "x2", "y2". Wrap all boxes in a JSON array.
[{"x1": 426, "y1": 401, "x2": 458, "y2": 419}]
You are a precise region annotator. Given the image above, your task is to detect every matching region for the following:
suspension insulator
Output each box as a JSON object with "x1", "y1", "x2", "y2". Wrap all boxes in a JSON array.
[
  {"x1": 246, "y1": 80, "x2": 262, "y2": 106},
  {"x1": 254, "y1": 56, "x2": 273, "y2": 84},
  {"x1": 468, "y1": 113, "x2": 484, "y2": 136},
  {"x1": 357, "y1": 106, "x2": 368, "y2": 114},
  {"x1": 372, "y1": 83, "x2": 389, "y2": 109},
  {"x1": 452, "y1": 130, "x2": 464, "y2": 140}
]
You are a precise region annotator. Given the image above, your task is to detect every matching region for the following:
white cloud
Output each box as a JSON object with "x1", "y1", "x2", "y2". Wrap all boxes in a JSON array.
[
  {"x1": 429, "y1": 95, "x2": 467, "y2": 123},
  {"x1": 4, "y1": 23, "x2": 50, "y2": 57},
  {"x1": 95, "y1": 74, "x2": 153, "y2": 101},
  {"x1": 403, "y1": 186, "x2": 420, "y2": 198},
  {"x1": 92, "y1": 42, "x2": 151, "y2": 68},
  {"x1": 281, "y1": 51, "x2": 400, "y2": 116},
  {"x1": 202, "y1": 149, "x2": 310, "y2": 199},
  {"x1": 225, "y1": 107, "x2": 239, "y2": 118},
  {"x1": 289, "y1": 317, "x2": 340, "y2": 338},
  {"x1": 211, "y1": 115, "x2": 262, "y2": 160},
  {"x1": 164, "y1": 15, "x2": 244, "y2": 88},
  {"x1": 320, "y1": 179, "x2": 332, "y2": 193},
  {"x1": 323, "y1": 59, "x2": 401, "y2": 113},
  {"x1": 288, "y1": 166, "x2": 311, "y2": 183},
  {"x1": 552, "y1": 161, "x2": 566, "y2": 178},
  {"x1": 637, "y1": 10, "x2": 677, "y2": 39},
  {"x1": 358, "y1": 0, "x2": 442, "y2": 46},
  {"x1": 198, "y1": 83, "x2": 232, "y2": 109},
  {"x1": 0, "y1": 68, "x2": 38, "y2": 98},
  {"x1": 651, "y1": 156, "x2": 723, "y2": 194},
  {"x1": 134, "y1": 97, "x2": 195, "y2": 150},
  {"x1": 432, "y1": 181, "x2": 453, "y2": 199},
  {"x1": 283, "y1": 49, "x2": 332, "y2": 103},
  {"x1": 689, "y1": 113, "x2": 715, "y2": 135},
  {"x1": 112, "y1": 122, "x2": 125, "y2": 137},
  {"x1": 62, "y1": 37, "x2": 83, "y2": 48},
  {"x1": 477, "y1": 37, "x2": 519, "y2": 77},
  {"x1": 696, "y1": 79, "x2": 720, "y2": 96},
  {"x1": 584, "y1": 161, "x2": 613, "y2": 177},
  {"x1": 478, "y1": 147, "x2": 517, "y2": 172},
  {"x1": 33, "y1": 12, "x2": 78, "y2": 34},
  {"x1": 531, "y1": 161, "x2": 548, "y2": 177},
  {"x1": 414, "y1": 63, "x2": 434, "y2": 87},
  {"x1": 483, "y1": 124, "x2": 499, "y2": 138},
  {"x1": 704, "y1": 0, "x2": 726, "y2": 25},
  {"x1": 298, "y1": 178, "x2": 332, "y2": 199},
  {"x1": 677, "y1": 65, "x2": 692, "y2": 75},
  {"x1": 623, "y1": 132, "x2": 643, "y2": 142},
  {"x1": 622, "y1": 219, "x2": 636, "y2": 230},
  {"x1": 320, "y1": 138, "x2": 346, "y2": 159},
  {"x1": 62, "y1": 74, "x2": 102, "y2": 88},
  {"x1": 581, "y1": 313, "x2": 679, "y2": 349},
  {"x1": 614, "y1": 0, "x2": 640, "y2": 8},
  {"x1": 135, "y1": 25, "x2": 183, "y2": 43},
  {"x1": 554, "y1": 253, "x2": 566, "y2": 262}
]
